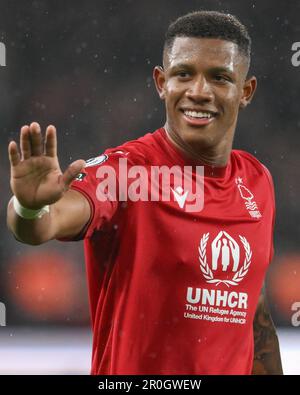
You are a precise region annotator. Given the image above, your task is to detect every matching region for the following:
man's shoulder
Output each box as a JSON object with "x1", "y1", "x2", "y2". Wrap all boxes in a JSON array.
[
  {"x1": 82, "y1": 128, "x2": 164, "y2": 174},
  {"x1": 232, "y1": 149, "x2": 274, "y2": 190},
  {"x1": 233, "y1": 149, "x2": 272, "y2": 175},
  {"x1": 104, "y1": 128, "x2": 163, "y2": 164}
]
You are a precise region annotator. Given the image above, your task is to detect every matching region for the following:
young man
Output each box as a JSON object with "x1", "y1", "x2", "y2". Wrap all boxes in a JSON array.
[{"x1": 7, "y1": 11, "x2": 283, "y2": 374}]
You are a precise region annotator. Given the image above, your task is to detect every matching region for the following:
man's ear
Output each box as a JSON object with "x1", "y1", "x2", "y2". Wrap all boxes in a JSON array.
[
  {"x1": 239, "y1": 76, "x2": 257, "y2": 109},
  {"x1": 153, "y1": 66, "x2": 166, "y2": 100}
]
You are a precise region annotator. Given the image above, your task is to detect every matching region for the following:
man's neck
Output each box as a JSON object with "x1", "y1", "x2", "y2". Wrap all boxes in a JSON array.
[{"x1": 164, "y1": 124, "x2": 233, "y2": 167}]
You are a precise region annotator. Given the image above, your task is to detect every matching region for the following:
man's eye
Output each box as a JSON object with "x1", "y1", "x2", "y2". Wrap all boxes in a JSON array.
[
  {"x1": 177, "y1": 71, "x2": 190, "y2": 78},
  {"x1": 214, "y1": 75, "x2": 230, "y2": 82}
]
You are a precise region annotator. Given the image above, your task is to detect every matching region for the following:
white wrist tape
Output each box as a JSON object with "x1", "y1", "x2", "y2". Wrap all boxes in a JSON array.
[{"x1": 12, "y1": 196, "x2": 50, "y2": 219}]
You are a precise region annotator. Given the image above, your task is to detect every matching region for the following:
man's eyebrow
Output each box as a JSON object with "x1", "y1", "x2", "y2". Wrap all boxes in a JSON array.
[
  {"x1": 168, "y1": 63, "x2": 194, "y2": 70},
  {"x1": 168, "y1": 64, "x2": 235, "y2": 75},
  {"x1": 209, "y1": 66, "x2": 234, "y2": 75}
]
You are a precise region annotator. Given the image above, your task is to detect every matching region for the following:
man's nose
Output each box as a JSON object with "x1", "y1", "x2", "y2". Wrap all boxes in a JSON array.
[{"x1": 185, "y1": 76, "x2": 214, "y2": 102}]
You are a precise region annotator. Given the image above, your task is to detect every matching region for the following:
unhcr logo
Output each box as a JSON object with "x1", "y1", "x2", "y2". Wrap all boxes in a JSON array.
[
  {"x1": 199, "y1": 231, "x2": 252, "y2": 287},
  {"x1": 0, "y1": 302, "x2": 6, "y2": 326},
  {"x1": 0, "y1": 42, "x2": 6, "y2": 66}
]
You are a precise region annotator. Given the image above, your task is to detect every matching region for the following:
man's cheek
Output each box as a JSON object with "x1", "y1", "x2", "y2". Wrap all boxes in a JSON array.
[
  {"x1": 224, "y1": 96, "x2": 240, "y2": 117},
  {"x1": 166, "y1": 80, "x2": 183, "y2": 96}
]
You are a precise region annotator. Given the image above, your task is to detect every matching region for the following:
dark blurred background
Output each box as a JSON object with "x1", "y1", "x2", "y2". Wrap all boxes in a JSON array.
[{"x1": 0, "y1": 0, "x2": 300, "y2": 373}]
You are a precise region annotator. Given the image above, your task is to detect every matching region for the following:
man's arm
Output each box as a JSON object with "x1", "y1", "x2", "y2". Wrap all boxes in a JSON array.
[
  {"x1": 252, "y1": 286, "x2": 283, "y2": 374},
  {"x1": 7, "y1": 189, "x2": 91, "y2": 245}
]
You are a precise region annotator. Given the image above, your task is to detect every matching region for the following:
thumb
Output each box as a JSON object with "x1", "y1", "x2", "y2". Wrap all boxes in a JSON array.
[{"x1": 61, "y1": 159, "x2": 86, "y2": 189}]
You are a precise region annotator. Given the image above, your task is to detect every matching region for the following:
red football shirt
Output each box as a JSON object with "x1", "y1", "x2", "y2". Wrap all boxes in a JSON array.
[{"x1": 64, "y1": 127, "x2": 275, "y2": 375}]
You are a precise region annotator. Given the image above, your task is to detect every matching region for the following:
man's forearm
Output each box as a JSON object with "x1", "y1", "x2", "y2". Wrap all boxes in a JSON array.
[
  {"x1": 252, "y1": 293, "x2": 283, "y2": 375},
  {"x1": 7, "y1": 189, "x2": 91, "y2": 244}
]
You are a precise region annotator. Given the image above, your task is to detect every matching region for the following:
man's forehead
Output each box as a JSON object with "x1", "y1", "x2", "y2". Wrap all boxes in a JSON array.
[{"x1": 165, "y1": 36, "x2": 242, "y2": 70}]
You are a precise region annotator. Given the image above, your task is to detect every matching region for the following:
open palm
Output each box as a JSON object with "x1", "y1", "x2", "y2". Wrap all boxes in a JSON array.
[{"x1": 8, "y1": 122, "x2": 85, "y2": 209}]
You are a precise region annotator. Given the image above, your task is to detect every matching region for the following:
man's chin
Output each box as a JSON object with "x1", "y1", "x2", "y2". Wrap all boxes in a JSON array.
[
  {"x1": 179, "y1": 125, "x2": 220, "y2": 148},
  {"x1": 166, "y1": 120, "x2": 219, "y2": 148}
]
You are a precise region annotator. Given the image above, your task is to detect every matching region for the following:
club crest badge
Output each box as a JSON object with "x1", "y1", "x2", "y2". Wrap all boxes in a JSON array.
[{"x1": 235, "y1": 177, "x2": 262, "y2": 219}]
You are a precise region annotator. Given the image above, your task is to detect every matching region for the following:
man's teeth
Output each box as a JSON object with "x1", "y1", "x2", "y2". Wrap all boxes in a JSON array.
[{"x1": 184, "y1": 110, "x2": 213, "y2": 119}]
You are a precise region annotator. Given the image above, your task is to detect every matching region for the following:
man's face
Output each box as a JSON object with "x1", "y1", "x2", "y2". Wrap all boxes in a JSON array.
[{"x1": 154, "y1": 37, "x2": 256, "y2": 160}]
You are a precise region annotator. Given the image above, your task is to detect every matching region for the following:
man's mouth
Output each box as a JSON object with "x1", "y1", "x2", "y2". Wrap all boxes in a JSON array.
[{"x1": 181, "y1": 109, "x2": 217, "y2": 126}]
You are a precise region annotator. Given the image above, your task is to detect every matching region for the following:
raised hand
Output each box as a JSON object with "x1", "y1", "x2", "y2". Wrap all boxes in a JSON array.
[{"x1": 8, "y1": 122, "x2": 85, "y2": 209}]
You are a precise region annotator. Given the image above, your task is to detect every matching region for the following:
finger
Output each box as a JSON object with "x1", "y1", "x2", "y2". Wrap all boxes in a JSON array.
[
  {"x1": 8, "y1": 141, "x2": 21, "y2": 167},
  {"x1": 29, "y1": 122, "x2": 43, "y2": 156},
  {"x1": 61, "y1": 159, "x2": 86, "y2": 189},
  {"x1": 20, "y1": 125, "x2": 31, "y2": 159},
  {"x1": 45, "y1": 125, "x2": 57, "y2": 157}
]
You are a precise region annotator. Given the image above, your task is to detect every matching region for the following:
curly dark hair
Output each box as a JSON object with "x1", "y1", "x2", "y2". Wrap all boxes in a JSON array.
[{"x1": 164, "y1": 11, "x2": 251, "y2": 61}]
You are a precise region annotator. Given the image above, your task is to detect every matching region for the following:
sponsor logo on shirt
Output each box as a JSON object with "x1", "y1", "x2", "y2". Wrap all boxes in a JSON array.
[
  {"x1": 199, "y1": 231, "x2": 251, "y2": 287},
  {"x1": 185, "y1": 287, "x2": 248, "y2": 325},
  {"x1": 184, "y1": 231, "x2": 252, "y2": 325}
]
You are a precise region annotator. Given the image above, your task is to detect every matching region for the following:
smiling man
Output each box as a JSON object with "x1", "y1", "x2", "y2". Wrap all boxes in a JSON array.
[
  {"x1": 7, "y1": 11, "x2": 282, "y2": 374},
  {"x1": 154, "y1": 16, "x2": 255, "y2": 167}
]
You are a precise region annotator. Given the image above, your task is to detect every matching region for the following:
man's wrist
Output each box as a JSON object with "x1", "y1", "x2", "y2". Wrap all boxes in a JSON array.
[{"x1": 12, "y1": 196, "x2": 50, "y2": 219}]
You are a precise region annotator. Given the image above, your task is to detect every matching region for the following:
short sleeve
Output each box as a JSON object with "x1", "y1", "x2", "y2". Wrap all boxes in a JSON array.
[{"x1": 60, "y1": 150, "x2": 127, "y2": 240}]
